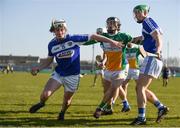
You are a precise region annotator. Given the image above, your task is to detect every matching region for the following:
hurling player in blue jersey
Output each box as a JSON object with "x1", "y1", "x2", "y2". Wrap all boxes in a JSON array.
[
  {"x1": 130, "y1": 5, "x2": 169, "y2": 125},
  {"x1": 29, "y1": 19, "x2": 124, "y2": 120}
]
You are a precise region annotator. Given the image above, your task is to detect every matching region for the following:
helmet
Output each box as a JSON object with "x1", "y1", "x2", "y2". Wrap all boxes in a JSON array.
[
  {"x1": 96, "y1": 55, "x2": 102, "y2": 61},
  {"x1": 49, "y1": 19, "x2": 67, "y2": 32},
  {"x1": 133, "y1": 5, "x2": 150, "y2": 23},
  {"x1": 96, "y1": 28, "x2": 103, "y2": 34},
  {"x1": 133, "y1": 5, "x2": 150, "y2": 13},
  {"x1": 96, "y1": 28, "x2": 107, "y2": 34},
  {"x1": 106, "y1": 17, "x2": 121, "y2": 32}
]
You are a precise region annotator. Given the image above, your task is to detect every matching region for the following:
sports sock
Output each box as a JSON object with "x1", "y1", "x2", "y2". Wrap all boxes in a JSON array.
[
  {"x1": 98, "y1": 102, "x2": 107, "y2": 110},
  {"x1": 122, "y1": 100, "x2": 129, "y2": 108},
  {"x1": 154, "y1": 100, "x2": 164, "y2": 110},
  {"x1": 138, "y1": 108, "x2": 145, "y2": 120},
  {"x1": 105, "y1": 104, "x2": 112, "y2": 111}
]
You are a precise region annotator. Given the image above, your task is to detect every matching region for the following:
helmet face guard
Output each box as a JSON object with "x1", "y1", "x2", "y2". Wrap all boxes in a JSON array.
[
  {"x1": 106, "y1": 17, "x2": 121, "y2": 33},
  {"x1": 49, "y1": 19, "x2": 67, "y2": 32}
]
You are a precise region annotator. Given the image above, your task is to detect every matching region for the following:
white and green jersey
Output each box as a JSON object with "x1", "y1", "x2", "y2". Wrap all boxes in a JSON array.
[
  {"x1": 83, "y1": 32, "x2": 133, "y2": 70},
  {"x1": 126, "y1": 46, "x2": 140, "y2": 69},
  {"x1": 95, "y1": 60, "x2": 104, "y2": 70},
  {"x1": 100, "y1": 32, "x2": 133, "y2": 71}
]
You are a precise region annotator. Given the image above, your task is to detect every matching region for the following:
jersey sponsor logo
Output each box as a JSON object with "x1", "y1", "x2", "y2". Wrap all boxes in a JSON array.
[
  {"x1": 52, "y1": 45, "x2": 62, "y2": 53},
  {"x1": 67, "y1": 41, "x2": 73, "y2": 46},
  {"x1": 52, "y1": 45, "x2": 61, "y2": 53},
  {"x1": 101, "y1": 43, "x2": 122, "y2": 52},
  {"x1": 51, "y1": 41, "x2": 76, "y2": 54},
  {"x1": 126, "y1": 53, "x2": 136, "y2": 59},
  {"x1": 56, "y1": 49, "x2": 74, "y2": 59}
]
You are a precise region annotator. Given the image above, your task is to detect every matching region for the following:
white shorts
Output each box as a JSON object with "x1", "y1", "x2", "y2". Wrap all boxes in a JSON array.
[
  {"x1": 95, "y1": 69, "x2": 104, "y2": 75},
  {"x1": 51, "y1": 71, "x2": 80, "y2": 92},
  {"x1": 140, "y1": 56, "x2": 163, "y2": 79},
  {"x1": 126, "y1": 68, "x2": 140, "y2": 80},
  {"x1": 103, "y1": 69, "x2": 128, "y2": 86}
]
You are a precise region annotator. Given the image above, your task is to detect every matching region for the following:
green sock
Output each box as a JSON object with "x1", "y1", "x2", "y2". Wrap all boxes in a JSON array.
[
  {"x1": 98, "y1": 102, "x2": 107, "y2": 110},
  {"x1": 106, "y1": 104, "x2": 112, "y2": 110}
]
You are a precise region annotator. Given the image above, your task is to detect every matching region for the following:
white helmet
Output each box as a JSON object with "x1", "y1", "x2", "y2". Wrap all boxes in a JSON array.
[
  {"x1": 49, "y1": 19, "x2": 67, "y2": 32},
  {"x1": 96, "y1": 28, "x2": 103, "y2": 34},
  {"x1": 96, "y1": 27, "x2": 106, "y2": 34}
]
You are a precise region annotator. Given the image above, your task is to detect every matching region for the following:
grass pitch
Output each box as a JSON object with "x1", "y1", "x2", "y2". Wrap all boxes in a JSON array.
[{"x1": 0, "y1": 72, "x2": 180, "y2": 127}]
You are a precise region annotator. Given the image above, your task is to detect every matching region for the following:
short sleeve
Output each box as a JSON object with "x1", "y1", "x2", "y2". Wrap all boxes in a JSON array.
[
  {"x1": 122, "y1": 33, "x2": 133, "y2": 45},
  {"x1": 48, "y1": 43, "x2": 53, "y2": 57},
  {"x1": 143, "y1": 18, "x2": 159, "y2": 34},
  {"x1": 70, "y1": 34, "x2": 90, "y2": 45}
]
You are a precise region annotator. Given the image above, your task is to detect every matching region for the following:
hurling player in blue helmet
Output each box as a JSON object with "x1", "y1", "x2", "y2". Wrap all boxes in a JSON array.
[
  {"x1": 28, "y1": 19, "x2": 124, "y2": 120},
  {"x1": 130, "y1": 5, "x2": 169, "y2": 125}
]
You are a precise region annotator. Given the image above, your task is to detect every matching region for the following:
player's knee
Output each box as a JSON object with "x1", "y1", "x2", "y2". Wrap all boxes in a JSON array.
[
  {"x1": 41, "y1": 91, "x2": 52, "y2": 99},
  {"x1": 65, "y1": 99, "x2": 72, "y2": 106}
]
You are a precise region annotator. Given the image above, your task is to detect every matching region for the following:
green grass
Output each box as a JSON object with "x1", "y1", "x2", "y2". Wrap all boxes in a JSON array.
[{"x1": 0, "y1": 72, "x2": 180, "y2": 127}]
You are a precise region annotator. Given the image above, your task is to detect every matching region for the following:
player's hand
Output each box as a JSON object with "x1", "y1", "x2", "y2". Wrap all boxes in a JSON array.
[
  {"x1": 96, "y1": 61, "x2": 104, "y2": 69},
  {"x1": 98, "y1": 63, "x2": 103, "y2": 68},
  {"x1": 31, "y1": 67, "x2": 39, "y2": 76},
  {"x1": 155, "y1": 52, "x2": 162, "y2": 60},
  {"x1": 112, "y1": 41, "x2": 124, "y2": 48}
]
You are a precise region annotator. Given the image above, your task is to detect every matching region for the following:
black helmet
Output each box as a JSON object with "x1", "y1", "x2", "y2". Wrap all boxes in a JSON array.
[
  {"x1": 106, "y1": 17, "x2": 121, "y2": 24},
  {"x1": 106, "y1": 17, "x2": 121, "y2": 32}
]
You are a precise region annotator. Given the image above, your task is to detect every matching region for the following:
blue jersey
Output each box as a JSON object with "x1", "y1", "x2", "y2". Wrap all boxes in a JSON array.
[
  {"x1": 48, "y1": 34, "x2": 90, "y2": 76},
  {"x1": 142, "y1": 17, "x2": 163, "y2": 53}
]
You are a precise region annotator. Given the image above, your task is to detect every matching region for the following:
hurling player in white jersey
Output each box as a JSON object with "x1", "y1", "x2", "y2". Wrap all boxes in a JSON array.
[
  {"x1": 111, "y1": 43, "x2": 141, "y2": 113},
  {"x1": 93, "y1": 17, "x2": 132, "y2": 118},
  {"x1": 29, "y1": 19, "x2": 124, "y2": 120},
  {"x1": 130, "y1": 5, "x2": 169, "y2": 125},
  {"x1": 122, "y1": 43, "x2": 141, "y2": 94},
  {"x1": 92, "y1": 55, "x2": 106, "y2": 87},
  {"x1": 92, "y1": 28, "x2": 106, "y2": 87}
]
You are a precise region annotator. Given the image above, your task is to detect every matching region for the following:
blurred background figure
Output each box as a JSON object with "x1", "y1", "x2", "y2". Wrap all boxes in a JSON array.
[
  {"x1": 1, "y1": 64, "x2": 13, "y2": 74},
  {"x1": 162, "y1": 64, "x2": 171, "y2": 87},
  {"x1": 92, "y1": 55, "x2": 106, "y2": 87},
  {"x1": 172, "y1": 70, "x2": 176, "y2": 78}
]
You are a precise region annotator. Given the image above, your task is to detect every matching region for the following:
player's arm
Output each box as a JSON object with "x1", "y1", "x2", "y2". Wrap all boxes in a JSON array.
[
  {"x1": 83, "y1": 40, "x2": 97, "y2": 45},
  {"x1": 31, "y1": 56, "x2": 54, "y2": 76},
  {"x1": 151, "y1": 30, "x2": 162, "y2": 58},
  {"x1": 131, "y1": 36, "x2": 143, "y2": 44},
  {"x1": 96, "y1": 54, "x2": 106, "y2": 69},
  {"x1": 102, "y1": 52, "x2": 107, "y2": 66},
  {"x1": 90, "y1": 34, "x2": 124, "y2": 48}
]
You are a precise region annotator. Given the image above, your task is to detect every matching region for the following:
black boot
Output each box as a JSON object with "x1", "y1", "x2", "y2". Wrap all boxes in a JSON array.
[{"x1": 29, "y1": 102, "x2": 45, "y2": 113}]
